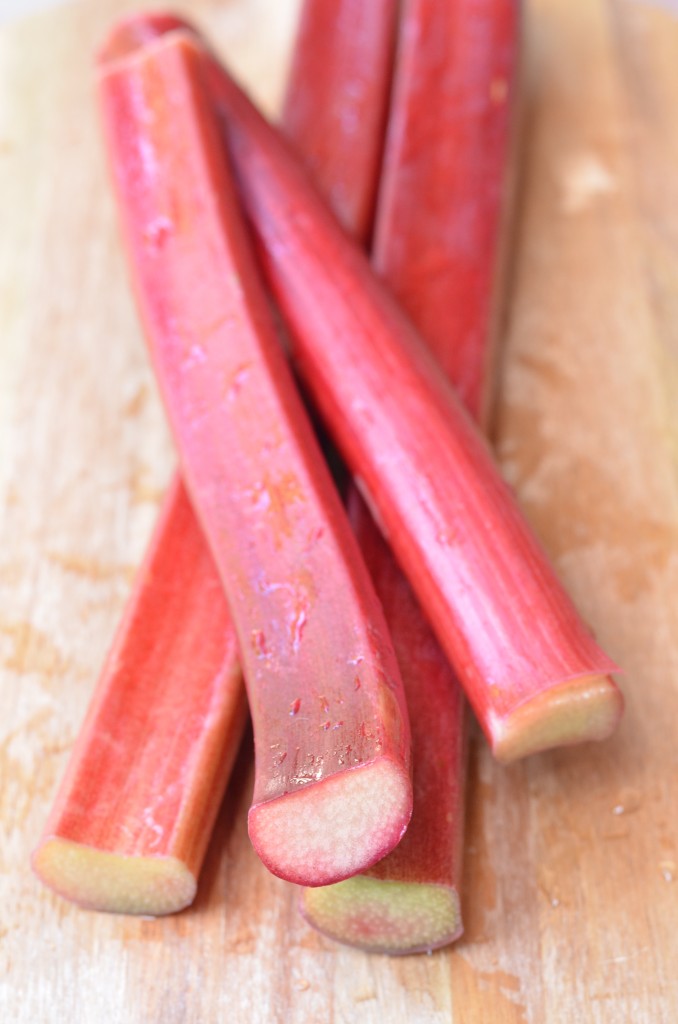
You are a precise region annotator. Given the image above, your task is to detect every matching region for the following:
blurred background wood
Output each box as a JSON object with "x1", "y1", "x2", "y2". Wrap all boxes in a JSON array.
[{"x1": 0, "y1": 0, "x2": 676, "y2": 1020}]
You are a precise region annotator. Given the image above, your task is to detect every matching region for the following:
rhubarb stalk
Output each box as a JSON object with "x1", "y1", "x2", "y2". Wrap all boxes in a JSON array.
[
  {"x1": 32, "y1": 478, "x2": 247, "y2": 914},
  {"x1": 373, "y1": 0, "x2": 520, "y2": 427},
  {"x1": 95, "y1": 33, "x2": 412, "y2": 888},
  {"x1": 300, "y1": 0, "x2": 518, "y2": 954},
  {"x1": 199, "y1": 43, "x2": 623, "y2": 762},
  {"x1": 304, "y1": 493, "x2": 468, "y2": 954},
  {"x1": 281, "y1": 0, "x2": 398, "y2": 243}
]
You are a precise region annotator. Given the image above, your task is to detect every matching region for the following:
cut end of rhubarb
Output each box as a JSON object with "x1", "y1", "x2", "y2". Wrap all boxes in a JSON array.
[
  {"x1": 300, "y1": 876, "x2": 462, "y2": 955},
  {"x1": 491, "y1": 673, "x2": 624, "y2": 763},
  {"x1": 31, "y1": 838, "x2": 197, "y2": 916},
  {"x1": 96, "y1": 12, "x2": 190, "y2": 66},
  {"x1": 248, "y1": 758, "x2": 412, "y2": 887}
]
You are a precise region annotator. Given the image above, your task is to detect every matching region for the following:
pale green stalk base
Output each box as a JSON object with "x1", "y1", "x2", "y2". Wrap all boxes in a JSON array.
[
  {"x1": 300, "y1": 876, "x2": 462, "y2": 955},
  {"x1": 491, "y1": 673, "x2": 624, "y2": 763},
  {"x1": 32, "y1": 838, "x2": 197, "y2": 916}
]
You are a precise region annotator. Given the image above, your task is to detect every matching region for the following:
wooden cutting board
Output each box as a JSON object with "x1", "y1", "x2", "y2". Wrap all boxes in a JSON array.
[{"x1": 1, "y1": 0, "x2": 677, "y2": 1020}]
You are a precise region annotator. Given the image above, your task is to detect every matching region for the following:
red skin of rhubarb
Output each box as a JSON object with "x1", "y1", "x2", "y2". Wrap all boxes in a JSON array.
[
  {"x1": 281, "y1": 0, "x2": 398, "y2": 244},
  {"x1": 32, "y1": 478, "x2": 248, "y2": 915},
  {"x1": 196, "y1": 50, "x2": 623, "y2": 761},
  {"x1": 96, "y1": 35, "x2": 412, "y2": 888},
  {"x1": 373, "y1": 0, "x2": 520, "y2": 427}
]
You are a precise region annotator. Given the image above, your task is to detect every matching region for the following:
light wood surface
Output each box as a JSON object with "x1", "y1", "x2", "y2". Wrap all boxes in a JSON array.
[{"x1": 1, "y1": 0, "x2": 677, "y2": 1020}]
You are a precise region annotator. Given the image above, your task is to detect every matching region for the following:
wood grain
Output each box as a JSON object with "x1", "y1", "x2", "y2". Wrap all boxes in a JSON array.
[{"x1": 0, "y1": 0, "x2": 676, "y2": 1020}]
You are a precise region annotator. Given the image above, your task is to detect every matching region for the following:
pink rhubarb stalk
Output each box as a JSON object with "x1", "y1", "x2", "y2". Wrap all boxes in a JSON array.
[
  {"x1": 300, "y1": 0, "x2": 519, "y2": 954},
  {"x1": 302, "y1": 495, "x2": 468, "y2": 953},
  {"x1": 95, "y1": 31, "x2": 412, "y2": 888},
  {"x1": 282, "y1": 0, "x2": 398, "y2": 244},
  {"x1": 32, "y1": 478, "x2": 247, "y2": 914},
  {"x1": 198, "y1": 39, "x2": 623, "y2": 763},
  {"x1": 373, "y1": 0, "x2": 520, "y2": 427}
]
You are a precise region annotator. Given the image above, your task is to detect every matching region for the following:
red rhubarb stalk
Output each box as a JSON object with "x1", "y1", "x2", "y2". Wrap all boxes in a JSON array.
[
  {"x1": 95, "y1": 33, "x2": 412, "y2": 888},
  {"x1": 32, "y1": 478, "x2": 247, "y2": 914},
  {"x1": 300, "y1": 0, "x2": 519, "y2": 954},
  {"x1": 198, "y1": 40, "x2": 623, "y2": 762},
  {"x1": 303, "y1": 495, "x2": 468, "y2": 953},
  {"x1": 282, "y1": 0, "x2": 398, "y2": 243},
  {"x1": 373, "y1": 0, "x2": 520, "y2": 427}
]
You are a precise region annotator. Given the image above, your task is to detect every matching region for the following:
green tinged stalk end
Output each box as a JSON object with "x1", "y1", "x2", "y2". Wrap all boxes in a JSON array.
[
  {"x1": 491, "y1": 673, "x2": 624, "y2": 763},
  {"x1": 32, "y1": 838, "x2": 197, "y2": 916},
  {"x1": 300, "y1": 875, "x2": 462, "y2": 955}
]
